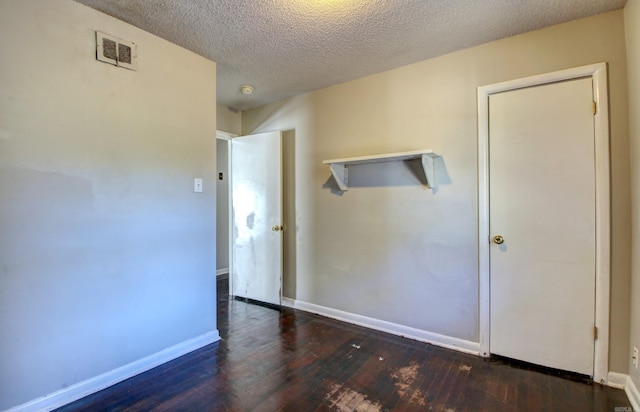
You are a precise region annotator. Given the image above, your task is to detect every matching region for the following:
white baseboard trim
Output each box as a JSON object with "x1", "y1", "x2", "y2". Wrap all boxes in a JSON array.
[
  {"x1": 605, "y1": 372, "x2": 640, "y2": 410},
  {"x1": 281, "y1": 297, "x2": 295, "y2": 306},
  {"x1": 282, "y1": 297, "x2": 480, "y2": 355},
  {"x1": 608, "y1": 371, "x2": 628, "y2": 389},
  {"x1": 216, "y1": 268, "x2": 229, "y2": 276},
  {"x1": 626, "y1": 375, "x2": 640, "y2": 412},
  {"x1": 7, "y1": 330, "x2": 221, "y2": 412}
]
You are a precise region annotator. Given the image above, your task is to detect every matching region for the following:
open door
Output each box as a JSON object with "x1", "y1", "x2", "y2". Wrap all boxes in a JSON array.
[{"x1": 231, "y1": 131, "x2": 282, "y2": 305}]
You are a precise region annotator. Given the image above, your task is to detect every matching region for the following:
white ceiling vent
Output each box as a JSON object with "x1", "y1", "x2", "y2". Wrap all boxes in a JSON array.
[{"x1": 96, "y1": 31, "x2": 137, "y2": 71}]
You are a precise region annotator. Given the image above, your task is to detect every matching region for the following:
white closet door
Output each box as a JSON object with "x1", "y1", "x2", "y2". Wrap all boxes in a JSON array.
[{"x1": 489, "y1": 78, "x2": 596, "y2": 375}]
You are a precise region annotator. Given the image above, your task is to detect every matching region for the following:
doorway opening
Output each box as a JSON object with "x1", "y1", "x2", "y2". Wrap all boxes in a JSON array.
[{"x1": 216, "y1": 131, "x2": 235, "y2": 280}]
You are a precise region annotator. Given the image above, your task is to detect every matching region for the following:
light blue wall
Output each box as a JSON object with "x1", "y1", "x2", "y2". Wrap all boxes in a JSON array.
[{"x1": 0, "y1": 1, "x2": 218, "y2": 409}]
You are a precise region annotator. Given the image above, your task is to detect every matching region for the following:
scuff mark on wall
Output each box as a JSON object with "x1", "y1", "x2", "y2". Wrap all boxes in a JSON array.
[{"x1": 246, "y1": 212, "x2": 255, "y2": 229}]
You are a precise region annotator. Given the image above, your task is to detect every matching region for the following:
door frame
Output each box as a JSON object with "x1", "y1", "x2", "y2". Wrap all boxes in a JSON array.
[
  {"x1": 216, "y1": 130, "x2": 237, "y2": 296},
  {"x1": 477, "y1": 63, "x2": 610, "y2": 383}
]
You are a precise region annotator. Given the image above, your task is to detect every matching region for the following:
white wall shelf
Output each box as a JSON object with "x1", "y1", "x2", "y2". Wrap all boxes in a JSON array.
[{"x1": 322, "y1": 149, "x2": 441, "y2": 191}]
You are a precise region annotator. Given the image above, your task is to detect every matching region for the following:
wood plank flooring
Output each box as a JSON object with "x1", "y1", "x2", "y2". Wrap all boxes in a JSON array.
[{"x1": 57, "y1": 275, "x2": 632, "y2": 411}]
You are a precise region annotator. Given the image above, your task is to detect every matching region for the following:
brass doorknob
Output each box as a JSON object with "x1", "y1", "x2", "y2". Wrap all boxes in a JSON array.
[
  {"x1": 493, "y1": 235, "x2": 504, "y2": 244},
  {"x1": 272, "y1": 225, "x2": 282, "y2": 232}
]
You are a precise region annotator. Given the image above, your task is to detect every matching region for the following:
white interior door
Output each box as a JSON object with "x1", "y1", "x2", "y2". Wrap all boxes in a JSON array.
[
  {"x1": 231, "y1": 131, "x2": 282, "y2": 305},
  {"x1": 489, "y1": 78, "x2": 596, "y2": 375}
]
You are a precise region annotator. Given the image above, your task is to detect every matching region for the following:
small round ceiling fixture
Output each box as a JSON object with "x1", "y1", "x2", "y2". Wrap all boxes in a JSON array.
[{"x1": 240, "y1": 85, "x2": 255, "y2": 95}]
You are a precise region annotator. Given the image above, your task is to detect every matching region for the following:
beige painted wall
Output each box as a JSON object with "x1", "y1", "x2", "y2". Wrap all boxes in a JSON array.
[
  {"x1": 625, "y1": 0, "x2": 640, "y2": 391},
  {"x1": 243, "y1": 10, "x2": 631, "y2": 373},
  {"x1": 217, "y1": 104, "x2": 242, "y2": 135},
  {"x1": 0, "y1": 1, "x2": 218, "y2": 409}
]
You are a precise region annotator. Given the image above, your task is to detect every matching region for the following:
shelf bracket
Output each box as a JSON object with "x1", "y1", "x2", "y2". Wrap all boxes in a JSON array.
[
  {"x1": 329, "y1": 163, "x2": 349, "y2": 191},
  {"x1": 421, "y1": 153, "x2": 437, "y2": 188}
]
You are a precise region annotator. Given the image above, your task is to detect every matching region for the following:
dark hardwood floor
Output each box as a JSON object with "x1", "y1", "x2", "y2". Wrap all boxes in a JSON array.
[{"x1": 58, "y1": 275, "x2": 632, "y2": 411}]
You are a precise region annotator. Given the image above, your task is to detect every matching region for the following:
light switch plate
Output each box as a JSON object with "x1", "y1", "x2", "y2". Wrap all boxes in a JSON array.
[{"x1": 194, "y1": 178, "x2": 203, "y2": 193}]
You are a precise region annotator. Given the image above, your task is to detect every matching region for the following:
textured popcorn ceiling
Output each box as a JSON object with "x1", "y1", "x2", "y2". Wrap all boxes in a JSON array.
[{"x1": 76, "y1": 0, "x2": 626, "y2": 111}]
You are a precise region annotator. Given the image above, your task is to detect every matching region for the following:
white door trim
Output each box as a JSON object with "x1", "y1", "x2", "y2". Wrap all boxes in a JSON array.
[
  {"x1": 216, "y1": 130, "x2": 236, "y2": 141},
  {"x1": 477, "y1": 63, "x2": 611, "y2": 383}
]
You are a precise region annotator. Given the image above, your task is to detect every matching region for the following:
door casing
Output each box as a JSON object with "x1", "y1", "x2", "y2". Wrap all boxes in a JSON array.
[{"x1": 477, "y1": 63, "x2": 611, "y2": 383}]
